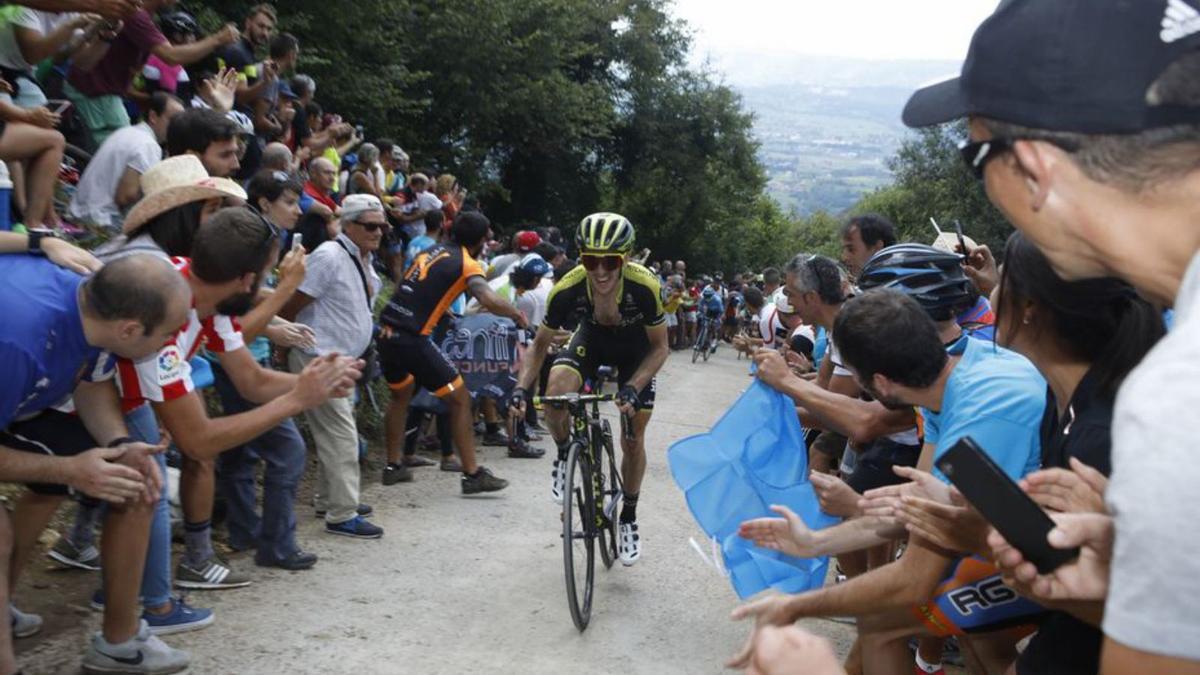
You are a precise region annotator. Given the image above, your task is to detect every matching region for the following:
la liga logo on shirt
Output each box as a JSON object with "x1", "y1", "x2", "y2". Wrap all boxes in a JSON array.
[{"x1": 157, "y1": 346, "x2": 185, "y2": 386}]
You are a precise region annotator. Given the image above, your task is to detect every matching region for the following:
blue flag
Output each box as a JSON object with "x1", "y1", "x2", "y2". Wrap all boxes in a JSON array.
[{"x1": 668, "y1": 380, "x2": 839, "y2": 599}]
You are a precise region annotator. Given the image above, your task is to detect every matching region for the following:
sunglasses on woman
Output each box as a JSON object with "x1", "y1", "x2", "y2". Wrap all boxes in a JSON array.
[{"x1": 581, "y1": 254, "x2": 624, "y2": 272}]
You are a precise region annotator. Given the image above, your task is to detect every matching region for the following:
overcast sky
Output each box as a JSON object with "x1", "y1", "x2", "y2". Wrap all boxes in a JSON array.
[{"x1": 671, "y1": 0, "x2": 1000, "y2": 62}]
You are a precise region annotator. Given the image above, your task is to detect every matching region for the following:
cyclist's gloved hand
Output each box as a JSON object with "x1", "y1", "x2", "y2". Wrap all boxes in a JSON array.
[{"x1": 616, "y1": 384, "x2": 641, "y2": 416}]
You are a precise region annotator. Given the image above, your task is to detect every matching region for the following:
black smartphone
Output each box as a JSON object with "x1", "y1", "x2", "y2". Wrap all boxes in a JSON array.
[
  {"x1": 952, "y1": 219, "x2": 968, "y2": 255},
  {"x1": 935, "y1": 436, "x2": 1078, "y2": 574}
]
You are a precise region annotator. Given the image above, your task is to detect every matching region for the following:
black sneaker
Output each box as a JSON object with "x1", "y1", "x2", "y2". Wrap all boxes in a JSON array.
[
  {"x1": 481, "y1": 430, "x2": 510, "y2": 447},
  {"x1": 255, "y1": 549, "x2": 318, "y2": 571},
  {"x1": 508, "y1": 437, "x2": 545, "y2": 459},
  {"x1": 382, "y1": 463, "x2": 414, "y2": 485},
  {"x1": 462, "y1": 466, "x2": 509, "y2": 494}
]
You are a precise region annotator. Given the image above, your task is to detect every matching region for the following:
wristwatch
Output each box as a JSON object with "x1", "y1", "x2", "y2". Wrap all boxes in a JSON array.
[{"x1": 27, "y1": 228, "x2": 60, "y2": 256}]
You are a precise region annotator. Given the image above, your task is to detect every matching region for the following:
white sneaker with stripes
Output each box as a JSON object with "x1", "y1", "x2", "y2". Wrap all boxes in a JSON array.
[{"x1": 174, "y1": 556, "x2": 251, "y2": 590}]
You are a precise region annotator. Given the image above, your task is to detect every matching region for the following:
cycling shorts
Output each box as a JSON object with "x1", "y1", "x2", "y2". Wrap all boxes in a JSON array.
[
  {"x1": 552, "y1": 323, "x2": 656, "y2": 411},
  {"x1": 912, "y1": 556, "x2": 1046, "y2": 638},
  {"x1": 845, "y1": 437, "x2": 922, "y2": 493},
  {"x1": 378, "y1": 326, "x2": 464, "y2": 397},
  {"x1": 1, "y1": 410, "x2": 98, "y2": 496}
]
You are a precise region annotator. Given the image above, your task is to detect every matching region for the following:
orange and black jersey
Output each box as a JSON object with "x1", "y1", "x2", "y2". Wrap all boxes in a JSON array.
[
  {"x1": 381, "y1": 243, "x2": 485, "y2": 336},
  {"x1": 543, "y1": 262, "x2": 665, "y2": 343}
]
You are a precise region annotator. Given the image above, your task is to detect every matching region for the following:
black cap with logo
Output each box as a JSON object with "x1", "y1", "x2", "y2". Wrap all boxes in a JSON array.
[{"x1": 903, "y1": 0, "x2": 1200, "y2": 133}]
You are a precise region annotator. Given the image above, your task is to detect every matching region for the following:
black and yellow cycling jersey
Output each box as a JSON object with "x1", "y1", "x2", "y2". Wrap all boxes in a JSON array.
[{"x1": 542, "y1": 262, "x2": 666, "y2": 342}]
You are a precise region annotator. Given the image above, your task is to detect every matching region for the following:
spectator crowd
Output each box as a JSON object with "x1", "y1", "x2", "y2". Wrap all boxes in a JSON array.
[{"x1": 0, "y1": 1, "x2": 1196, "y2": 675}]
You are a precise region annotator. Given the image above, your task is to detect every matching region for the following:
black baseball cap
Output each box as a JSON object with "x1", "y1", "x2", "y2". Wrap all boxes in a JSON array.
[{"x1": 903, "y1": 0, "x2": 1200, "y2": 133}]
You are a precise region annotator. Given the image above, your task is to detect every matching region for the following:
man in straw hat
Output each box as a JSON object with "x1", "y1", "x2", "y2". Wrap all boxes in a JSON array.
[{"x1": 0, "y1": 250, "x2": 194, "y2": 675}]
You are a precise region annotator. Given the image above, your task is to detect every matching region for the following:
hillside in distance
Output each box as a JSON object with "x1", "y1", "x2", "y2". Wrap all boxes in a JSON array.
[{"x1": 712, "y1": 53, "x2": 961, "y2": 216}]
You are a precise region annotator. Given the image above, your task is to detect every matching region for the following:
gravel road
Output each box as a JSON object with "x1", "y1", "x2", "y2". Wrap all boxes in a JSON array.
[{"x1": 16, "y1": 346, "x2": 855, "y2": 674}]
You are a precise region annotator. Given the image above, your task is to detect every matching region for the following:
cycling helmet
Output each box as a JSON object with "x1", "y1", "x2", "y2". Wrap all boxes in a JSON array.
[
  {"x1": 160, "y1": 11, "x2": 200, "y2": 39},
  {"x1": 859, "y1": 243, "x2": 974, "y2": 321},
  {"x1": 576, "y1": 212, "x2": 634, "y2": 255},
  {"x1": 510, "y1": 254, "x2": 551, "y2": 288},
  {"x1": 701, "y1": 287, "x2": 716, "y2": 299}
]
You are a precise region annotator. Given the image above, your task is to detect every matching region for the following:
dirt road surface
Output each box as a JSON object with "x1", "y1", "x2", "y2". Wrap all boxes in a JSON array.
[{"x1": 16, "y1": 347, "x2": 856, "y2": 674}]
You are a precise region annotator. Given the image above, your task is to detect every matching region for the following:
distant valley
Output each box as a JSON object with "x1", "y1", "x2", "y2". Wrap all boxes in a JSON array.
[{"x1": 709, "y1": 53, "x2": 961, "y2": 216}]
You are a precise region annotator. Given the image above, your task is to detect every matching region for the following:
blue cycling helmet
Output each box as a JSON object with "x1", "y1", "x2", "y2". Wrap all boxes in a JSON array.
[
  {"x1": 859, "y1": 243, "x2": 975, "y2": 321},
  {"x1": 701, "y1": 287, "x2": 716, "y2": 299},
  {"x1": 510, "y1": 254, "x2": 551, "y2": 288}
]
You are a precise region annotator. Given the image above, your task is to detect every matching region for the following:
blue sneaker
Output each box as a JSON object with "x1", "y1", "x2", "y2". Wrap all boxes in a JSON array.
[
  {"x1": 324, "y1": 516, "x2": 383, "y2": 539},
  {"x1": 142, "y1": 597, "x2": 214, "y2": 635}
]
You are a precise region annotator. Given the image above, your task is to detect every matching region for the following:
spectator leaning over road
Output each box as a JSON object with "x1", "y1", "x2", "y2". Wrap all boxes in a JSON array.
[
  {"x1": 281, "y1": 194, "x2": 387, "y2": 539},
  {"x1": 0, "y1": 251, "x2": 191, "y2": 675},
  {"x1": 112, "y1": 206, "x2": 360, "y2": 591},
  {"x1": 874, "y1": 232, "x2": 1165, "y2": 675},
  {"x1": 166, "y1": 106, "x2": 243, "y2": 179},
  {"x1": 729, "y1": 290, "x2": 1047, "y2": 672},
  {"x1": 839, "y1": 213, "x2": 896, "y2": 280},
  {"x1": 64, "y1": 0, "x2": 237, "y2": 148},
  {"x1": 901, "y1": 1, "x2": 1200, "y2": 671},
  {"x1": 68, "y1": 91, "x2": 183, "y2": 230}
]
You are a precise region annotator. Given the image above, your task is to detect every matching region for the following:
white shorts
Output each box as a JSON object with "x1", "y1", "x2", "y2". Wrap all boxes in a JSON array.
[
  {"x1": 684, "y1": 310, "x2": 698, "y2": 323},
  {"x1": 665, "y1": 312, "x2": 678, "y2": 328}
]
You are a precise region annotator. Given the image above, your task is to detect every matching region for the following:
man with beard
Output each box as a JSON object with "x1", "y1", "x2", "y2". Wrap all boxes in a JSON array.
[
  {"x1": 729, "y1": 290, "x2": 1046, "y2": 671},
  {"x1": 115, "y1": 207, "x2": 362, "y2": 590}
]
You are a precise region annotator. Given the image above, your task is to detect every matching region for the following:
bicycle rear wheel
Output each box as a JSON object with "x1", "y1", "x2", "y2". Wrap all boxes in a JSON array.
[
  {"x1": 692, "y1": 323, "x2": 705, "y2": 363},
  {"x1": 562, "y1": 441, "x2": 595, "y2": 631},
  {"x1": 596, "y1": 421, "x2": 620, "y2": 569}
]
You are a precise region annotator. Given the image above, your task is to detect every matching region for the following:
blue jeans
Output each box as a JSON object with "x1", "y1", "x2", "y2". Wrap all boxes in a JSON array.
[
  {"x1": 125, "y1": 404, "x2": 172, "y2": 608},
  {"x1": 211, "y1": 361, "x2": 305, "y2": 562}
]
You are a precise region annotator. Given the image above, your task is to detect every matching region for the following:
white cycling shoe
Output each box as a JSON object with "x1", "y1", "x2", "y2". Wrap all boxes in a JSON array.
[
  {"x1": 618, "y1": 521, "x2": 641, "y2": 566},
  {"x1": 551, "y1": 459, "x2": 566, "y2": 505}
]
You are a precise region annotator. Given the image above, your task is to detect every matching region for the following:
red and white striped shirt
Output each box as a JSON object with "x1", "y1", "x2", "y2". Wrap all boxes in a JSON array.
[{"x1": 117, "y1": 258, "x2": 244, "y2": 406}]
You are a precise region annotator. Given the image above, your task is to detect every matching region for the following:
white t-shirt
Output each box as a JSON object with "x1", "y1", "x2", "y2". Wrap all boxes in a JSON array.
[
  {"x1": 68, "y1": 123, "x2": 161, "y2": 228},
  {"x1": 0, "y1": 9, "x2": 79, "y2": 72},
  {"x1": 1105, "y1": 250, "x2": 1200, "y2": 660}
]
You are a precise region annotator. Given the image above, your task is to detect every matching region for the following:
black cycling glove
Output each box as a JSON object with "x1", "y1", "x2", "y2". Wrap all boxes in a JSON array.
[{"x1": 616, "y1": 385, "x2": 641, "y2": 413}]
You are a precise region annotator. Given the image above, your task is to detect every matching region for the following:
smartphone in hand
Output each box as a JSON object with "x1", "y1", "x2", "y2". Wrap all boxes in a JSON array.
[{"x1": 936, "y1": 436, "x2": 1079, "y2": 574}]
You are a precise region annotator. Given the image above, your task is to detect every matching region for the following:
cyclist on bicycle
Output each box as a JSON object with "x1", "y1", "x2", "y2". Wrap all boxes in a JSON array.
[
  {"x1": 509, "y1": 212, "x2": 668, "y2": 566},
  {"x1": 698, "y1": 286, "x2": 723, "y2": 354}
]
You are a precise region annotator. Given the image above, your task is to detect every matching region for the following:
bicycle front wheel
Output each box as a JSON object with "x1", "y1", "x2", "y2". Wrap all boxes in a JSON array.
[
  {"x1": 692, "y1": 323, "x2": 705, "y2": 363},
  {"x1": 596, "y1": 421, "x2": 620, "y2": 569},
  {"x1": 562, "y1": 441, "x2": 596, "y2": 631}
]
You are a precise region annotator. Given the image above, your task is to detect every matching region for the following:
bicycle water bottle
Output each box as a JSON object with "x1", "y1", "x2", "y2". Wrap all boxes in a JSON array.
[{"x1": 0, "y1": 161, "x2": 12, "y2": 230}]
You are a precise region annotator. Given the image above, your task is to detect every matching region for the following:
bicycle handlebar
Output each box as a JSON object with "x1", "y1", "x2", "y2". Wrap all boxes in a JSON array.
[{"x1": 534, "y1": 393, "x2": 618, "y2": 406}]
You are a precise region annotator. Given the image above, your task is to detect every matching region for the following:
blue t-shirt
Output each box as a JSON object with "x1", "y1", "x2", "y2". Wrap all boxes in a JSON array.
[
  {"x1": 0, "y1": 256, "x2": 112, "y2": 429},
  {"x1": 922, "y1": 337, "x2": 1045, "y2": 483}
]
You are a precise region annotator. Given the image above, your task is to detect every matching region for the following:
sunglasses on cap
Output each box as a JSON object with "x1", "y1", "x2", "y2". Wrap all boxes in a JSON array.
[{"x1": 581, "y1": 254, "x2": 624, "y2": 272}]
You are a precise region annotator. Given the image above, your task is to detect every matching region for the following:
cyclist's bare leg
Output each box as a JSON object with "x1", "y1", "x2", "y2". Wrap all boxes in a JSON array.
[
  {"x1": 544, "y1": 365, "x2": 583, "y2": 446},
  {"x1": 444, "y1": 385, "x2": 482, "y2": 474},
  {"x1": 619, "y1": 410, "x2": 651, "y2": 496},
  {"x1": 384, "y1": 381, "x2": 415, "y2": 466}
]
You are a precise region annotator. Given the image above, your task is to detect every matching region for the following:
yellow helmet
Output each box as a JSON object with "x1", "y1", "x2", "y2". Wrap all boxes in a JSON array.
[{"x1": 576, "y1": 212, "x2": 635, "y2": 255}]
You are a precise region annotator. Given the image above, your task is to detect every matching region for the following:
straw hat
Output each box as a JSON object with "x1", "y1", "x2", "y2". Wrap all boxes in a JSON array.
[{"x1": 123, "y1": 155, "x2": 247, "y2": 233}]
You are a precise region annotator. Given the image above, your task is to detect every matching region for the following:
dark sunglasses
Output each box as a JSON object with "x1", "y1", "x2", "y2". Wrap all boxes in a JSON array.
[
  {"x1": 353, "y1": 221, "x2": 384, "y2": 232},
  {"x1": 959, "y1": 138, "x2": 1014, "y2": 180},
  {"x1": 581, "y1": 254, "x2": 624, "y2": 272}
]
